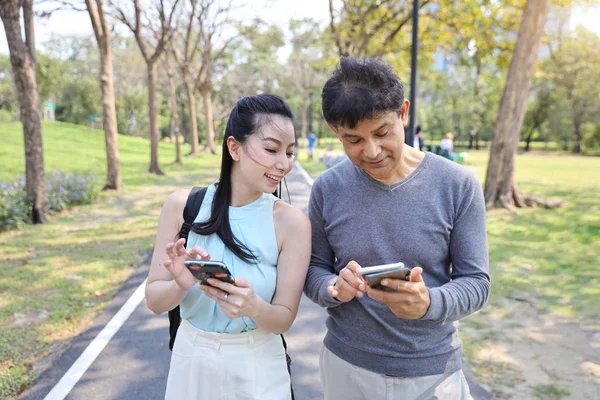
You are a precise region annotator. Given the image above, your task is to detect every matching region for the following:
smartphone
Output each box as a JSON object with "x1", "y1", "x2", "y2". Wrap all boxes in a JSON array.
[
  {"x1": 183, "y1": 260, "x2": 235, "y2": 285},
  {"x1": 359, "y1": 262, "x2": 411, "y2": 291}
]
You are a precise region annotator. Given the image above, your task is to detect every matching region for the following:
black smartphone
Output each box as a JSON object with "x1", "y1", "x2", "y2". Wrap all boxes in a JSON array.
[
  {"x1": 183, "y1": 260, "x2": 235, "y2": 285},
  {"x1": 359, "y1": 262, "x2": 411, "y2": 291}
]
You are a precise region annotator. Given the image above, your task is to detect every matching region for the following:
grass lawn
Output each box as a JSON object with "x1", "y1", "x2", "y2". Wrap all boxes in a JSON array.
[{"x1": 0, "y1": 121, "x2": 223, "y2": 398}]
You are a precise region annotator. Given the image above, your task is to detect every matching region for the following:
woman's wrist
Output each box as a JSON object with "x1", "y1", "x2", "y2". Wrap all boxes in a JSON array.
[{"x1": 249, "y1": 295, "x2": 268, "y2": 320}]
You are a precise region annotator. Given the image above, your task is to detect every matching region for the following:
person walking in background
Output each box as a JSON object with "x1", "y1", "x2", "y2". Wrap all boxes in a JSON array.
[
  {"x1": 304, "y1": 57, "x2": 489, "y2": 400},
  {"x1": 146, "y1": 94, "x2": 311, "y2": 400},
  {"x1": 307, "y1": 131, "x2": 318, "y2": 160}
]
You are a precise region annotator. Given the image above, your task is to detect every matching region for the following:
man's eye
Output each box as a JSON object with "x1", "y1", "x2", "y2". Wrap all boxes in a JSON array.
[
  {"x1": 376, "y1": 130, "x2": 389, "y2": 137},
  {"x1": 347, "y1": 139, "x2": 361, "y2": 145}
]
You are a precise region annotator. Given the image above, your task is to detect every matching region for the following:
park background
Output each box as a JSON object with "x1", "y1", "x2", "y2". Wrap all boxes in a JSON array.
[{"x1": 1, "y1": 0, "x2": 599, "y2": 399}]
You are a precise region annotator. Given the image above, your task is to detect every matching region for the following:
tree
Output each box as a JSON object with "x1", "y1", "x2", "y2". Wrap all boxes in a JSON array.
[
  {"x1": 112, "y1": 0, "x2": 181, "y2": 174},
  {"x1": 287, "y1": 19, "x2": 327, "y2": 142},
  {"x1": 194, "y1": 0, "x2": 236, "y2": 154},
  {"x1": 164, "y1": 51, "x2": 182, "y2": 164},
  {"x1": 483, "y1": 0, "x2": 560, "y2": 210},
  {"x1": 544, "y1": 26, "x2": 600, "y2": 154},
  {"x1": 85, "y1": 0, "x2": 122, "y2": 189},
  {"x1": 0, "y1": 0, "x2": 48, "y2": 223},
  {"x1": 172, "y1": 0, "x2": 201, "y2": 156}
]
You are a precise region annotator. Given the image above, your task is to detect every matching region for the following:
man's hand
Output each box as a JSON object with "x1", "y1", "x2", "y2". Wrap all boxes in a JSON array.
[
  {"x1": 327, "y1": 261, "x2": 366, "y2": 302},
  {"x1": 366, "y1": 267, "x2": 431, "y2": 319}
]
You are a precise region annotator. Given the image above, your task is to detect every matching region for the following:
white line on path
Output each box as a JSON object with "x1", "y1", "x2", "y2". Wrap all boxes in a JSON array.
[
  {"x1": 294, "y1": 160, "x2": 314, "y2": 186},
  {"x1": 43, "y1": 279, "x2": 147, "y2": 400}
]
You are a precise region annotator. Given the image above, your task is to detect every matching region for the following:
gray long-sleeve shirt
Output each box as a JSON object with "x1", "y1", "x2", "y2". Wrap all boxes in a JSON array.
[{"x1": 303, "y1": 153, "x2": 490, "y2": 377}]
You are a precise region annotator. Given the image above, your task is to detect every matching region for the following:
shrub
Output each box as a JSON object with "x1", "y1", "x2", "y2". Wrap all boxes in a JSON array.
[{"x1": 0, "y1": 171, "x2": 100, "y2": 231}]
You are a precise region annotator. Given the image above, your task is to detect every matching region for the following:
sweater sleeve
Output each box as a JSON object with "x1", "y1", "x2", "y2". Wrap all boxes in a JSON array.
[
  {"x1": 422, "y1": 173, "x2": 490, "y2": 323},
  {"x1": 303, "y1": 178, "x2": 343, "y2": 308}
]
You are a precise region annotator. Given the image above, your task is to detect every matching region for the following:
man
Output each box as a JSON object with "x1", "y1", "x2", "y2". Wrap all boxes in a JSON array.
[{"x1": 303, "y1": 57, "x2": 490, "y2": 399}]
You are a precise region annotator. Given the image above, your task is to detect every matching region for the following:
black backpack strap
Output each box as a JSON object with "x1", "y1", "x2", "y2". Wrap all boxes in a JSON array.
[{"x1": 168, "y1": 186, "x2": 207, "y2": 351}]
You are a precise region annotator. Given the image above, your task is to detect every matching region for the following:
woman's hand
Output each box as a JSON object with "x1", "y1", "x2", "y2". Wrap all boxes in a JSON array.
[
  {"x1": 162, "y1": 237, "x2": 211, "y2": 291},
  {"x1": 199, "y1": 277, "x2": 265, "y2": 320}
]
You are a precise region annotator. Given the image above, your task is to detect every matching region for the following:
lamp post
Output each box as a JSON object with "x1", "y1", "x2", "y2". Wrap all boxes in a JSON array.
[{"x1": 406, "y1": 0, "x2": 419, "y2": 147}]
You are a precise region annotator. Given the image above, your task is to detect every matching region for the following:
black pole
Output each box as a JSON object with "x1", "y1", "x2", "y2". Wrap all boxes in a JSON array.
[{"x1": 406, "y1": 0, "x2": 419, "y2": 147}]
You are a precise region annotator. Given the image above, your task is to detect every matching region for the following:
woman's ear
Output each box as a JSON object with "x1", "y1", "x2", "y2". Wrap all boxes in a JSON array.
[{"x1": 227, "y1": 136, "x2": 241, "y2": 161}]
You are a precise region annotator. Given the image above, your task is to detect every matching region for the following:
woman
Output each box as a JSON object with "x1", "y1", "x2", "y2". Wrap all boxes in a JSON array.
[{"x1": 146, "y1": 94, "x2": 311, "y2": 399}]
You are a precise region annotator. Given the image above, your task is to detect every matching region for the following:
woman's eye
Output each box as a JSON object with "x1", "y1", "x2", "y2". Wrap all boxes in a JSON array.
[
  {"x1": 265, "y1": 148, "x2": 277, "y2": 154},
  {"x1": 286, "y1": 153, "x2": 294, "y2": 158}
]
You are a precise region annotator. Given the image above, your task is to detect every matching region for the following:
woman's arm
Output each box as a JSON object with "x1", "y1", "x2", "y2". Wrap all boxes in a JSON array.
[
  {"x1": 199, "y1": 202, "x2": 311, "y2": 334},
  {"x1": 145, "y1": 189, "x2": 192, "y2": 315},
  {"x1": 252, "y1": 203, "x2": 311, "y2": 333}
]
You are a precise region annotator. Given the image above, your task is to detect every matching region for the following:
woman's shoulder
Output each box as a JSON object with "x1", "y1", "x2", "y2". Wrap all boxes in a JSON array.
[
  {"x1": 273, "y1": 201, "x2": 310, "y2": 233},
  {"x1": 162, "y1": 189, "x2": 192, "y2": 216}
]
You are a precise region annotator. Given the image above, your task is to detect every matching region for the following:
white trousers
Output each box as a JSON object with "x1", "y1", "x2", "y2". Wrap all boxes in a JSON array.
[
  {"x1": 320, "y1": 346, "x2": 472, "y2": 400},
  {"x1": 165, "y1": 320, "x2": 291, "y2": 400}
]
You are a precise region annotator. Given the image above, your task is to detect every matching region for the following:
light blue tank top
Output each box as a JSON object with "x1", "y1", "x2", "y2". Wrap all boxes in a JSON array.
[{"x1": 181, "y1": 183, "x2": 279, "y2": 333}]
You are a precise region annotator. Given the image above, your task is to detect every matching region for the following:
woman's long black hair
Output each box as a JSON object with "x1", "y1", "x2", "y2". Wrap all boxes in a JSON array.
[{"x1": 191, "y1": 94, "x2": 295, "y2": 263}]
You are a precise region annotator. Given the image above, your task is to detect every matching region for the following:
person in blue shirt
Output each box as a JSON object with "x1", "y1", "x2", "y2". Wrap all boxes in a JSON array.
[
  {"x1": 307, "y1": 131, "x2": 318, "y2": 159},
  {"x1": 146, "y1": 94, "x2": 311, "y2": 400}
]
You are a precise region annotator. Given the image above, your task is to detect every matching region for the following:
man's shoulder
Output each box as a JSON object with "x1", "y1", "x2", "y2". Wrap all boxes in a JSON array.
[
  {"x1": 425, "y1": 154, "x2": 481, "y2": 195},
  {"x1": 314, "y1": 158, "x2": 355, "y2": 188}
]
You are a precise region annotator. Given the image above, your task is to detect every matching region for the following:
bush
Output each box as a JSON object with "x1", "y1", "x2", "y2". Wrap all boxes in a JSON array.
[{"x1": 0, "y1": 170, "x2": 100, "y2": 231}]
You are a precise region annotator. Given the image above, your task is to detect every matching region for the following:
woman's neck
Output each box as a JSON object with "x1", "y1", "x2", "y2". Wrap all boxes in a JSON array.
[{"x1": 228, "y1": 167, "x2": 262, "y2": 207}]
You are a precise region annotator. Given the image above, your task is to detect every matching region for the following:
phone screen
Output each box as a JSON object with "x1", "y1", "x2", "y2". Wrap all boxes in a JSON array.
[{"x1": 184, "y1": 260, "x2": 234, "y2": 284}]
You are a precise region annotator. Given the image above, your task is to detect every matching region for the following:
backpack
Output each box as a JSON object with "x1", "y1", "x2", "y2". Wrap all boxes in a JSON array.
[{"x1": 167, "y1": 186, "x2": 294, "y2": 398}]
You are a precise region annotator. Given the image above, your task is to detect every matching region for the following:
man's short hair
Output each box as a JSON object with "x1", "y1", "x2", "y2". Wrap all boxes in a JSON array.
[{"x1": 321, "y1": 57, "x2": 405, "y2": 129}]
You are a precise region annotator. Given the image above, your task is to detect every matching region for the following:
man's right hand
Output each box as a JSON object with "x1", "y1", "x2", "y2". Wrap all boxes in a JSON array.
[{"x1": 327, "y1": 261, "x2": 367, "y2": 302}]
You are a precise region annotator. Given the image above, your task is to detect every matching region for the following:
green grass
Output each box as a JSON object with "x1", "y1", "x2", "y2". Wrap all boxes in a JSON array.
[
  {"x1": 0, "y1": 121, "x2": 222, "y2": 399},
  {"x1": 0, "y1": 121, "x2": 224, "y2": 188},
  {"x1": 532, "y1": 384, "x2": 570, "y2": 399}
]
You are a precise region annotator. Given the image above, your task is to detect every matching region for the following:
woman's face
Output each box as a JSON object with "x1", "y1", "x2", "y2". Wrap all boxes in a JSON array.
[{"x1": 234, "y1": 115, "x2": 296, "y2": 193}]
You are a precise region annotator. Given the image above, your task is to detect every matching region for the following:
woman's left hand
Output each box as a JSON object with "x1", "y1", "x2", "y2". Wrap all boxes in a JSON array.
[{"x1": 199, "y1": 277, "x2": 264, "y2": 320}]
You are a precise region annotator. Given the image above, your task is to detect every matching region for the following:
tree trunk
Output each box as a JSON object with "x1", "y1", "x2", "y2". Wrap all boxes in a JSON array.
[
  {"x1": 300, "y1": 100, "x2": 309, "y2": 141},
  {"x1": 200, "y1": 88, "x2": 216, "y2": 154},
  {"x1": 572, "y1": 118, "x2": 582, "y2": 154},
  {"x1": 483, "y1": 0, "x2": 559, "y2": 210},
  {"x1": 147, "y1": 62, "x2": 164, "y2": 175},
  {"x1": 98, "y1": 42, "x2": 122, "y2": 190},
  {"x1": 1, "y1": 0, "x2": 48, "y2": 223},
  {"x1": 166, "y1": 60, "x2": 182, "y2": 164},
  {"x1": 184, "y1": 79, "x2": 200, "y2": 156}
]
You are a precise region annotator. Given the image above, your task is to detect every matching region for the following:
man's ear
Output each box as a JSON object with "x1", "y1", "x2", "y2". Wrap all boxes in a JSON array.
[
  {"x1": 328, "y1": 123, "x2": 343, "y2": 143},
  {"x1": 227, "y1": 136, "x2": 241, "y2": 161},
  {"x1": 400, "y1": 100, "x2": 410, "y2": 126}
]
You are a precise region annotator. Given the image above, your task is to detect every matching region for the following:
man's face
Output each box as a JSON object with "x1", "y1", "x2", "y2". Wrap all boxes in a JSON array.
[{"x1": 330, "y1": 101, "x2": 410, "y2": 183}]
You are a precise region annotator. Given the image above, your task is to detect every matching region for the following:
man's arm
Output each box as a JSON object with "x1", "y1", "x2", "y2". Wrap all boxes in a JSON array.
[
  {"x1": 303, "y1": 179, "x2": 343, "y2": 308},
  {"x1": 421, "y1": 173, "x2": 490, "y2": 323}
]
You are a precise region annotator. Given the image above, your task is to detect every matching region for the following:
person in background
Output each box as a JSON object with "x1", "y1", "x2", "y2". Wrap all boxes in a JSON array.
[
  {"x1": 439, "y1": 132, "x2": 457, "y2": 160},
  {"x1": 307, "y1": 131, "x2": 318, "y2": 160},
  {"x1": 414, "y1": 125, "x2": 424, "y2": 151}
]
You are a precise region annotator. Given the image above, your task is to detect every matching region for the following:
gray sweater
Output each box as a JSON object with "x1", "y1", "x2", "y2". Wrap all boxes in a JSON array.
[{"x1": 304, "y1": 153, "x2": 490, "y2": 377}]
